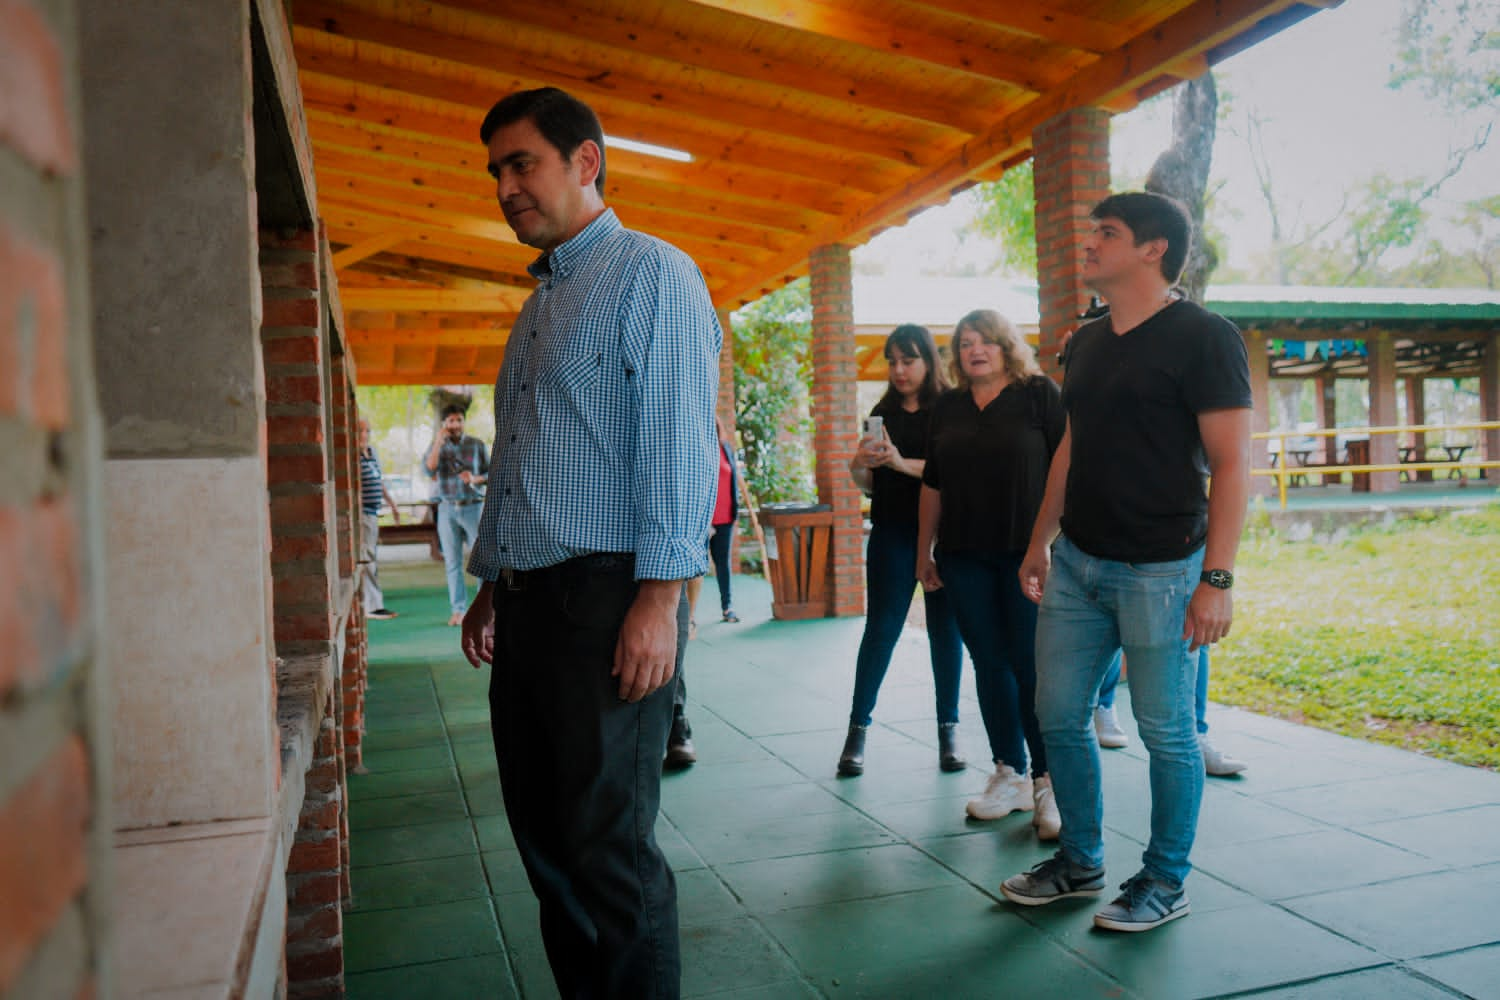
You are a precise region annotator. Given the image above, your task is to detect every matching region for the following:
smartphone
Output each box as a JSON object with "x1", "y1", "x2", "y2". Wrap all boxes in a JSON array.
[{"x1": 863, "y1": 415, "x2": 884, "y2": 442}]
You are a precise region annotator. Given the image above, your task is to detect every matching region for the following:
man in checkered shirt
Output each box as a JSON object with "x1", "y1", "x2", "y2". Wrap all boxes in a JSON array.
[{"x1": 461, "y1": 87, "x2": 720, "y2": 1000}]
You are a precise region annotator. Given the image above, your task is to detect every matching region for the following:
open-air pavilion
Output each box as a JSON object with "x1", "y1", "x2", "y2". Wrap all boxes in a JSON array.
[{"x1": 5, "y1": 1, "x2": 1498, "y2": 998}]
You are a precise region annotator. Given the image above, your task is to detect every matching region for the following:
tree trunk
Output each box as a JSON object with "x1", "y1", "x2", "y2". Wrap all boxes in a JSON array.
[{"x1": 1145, "y1": 73, "x2": 1220, "y2": 303}]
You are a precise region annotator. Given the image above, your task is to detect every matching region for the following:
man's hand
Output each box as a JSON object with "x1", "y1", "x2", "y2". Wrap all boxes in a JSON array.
[
  {"x1": 1183, "y1": 584, "x2": 1233, "y2": 651},
  {"x1": 916, "y1": 553, "x2": 943, "y2": 593},
  {"x1": 613, "y1": 579, "x2": 681, "y2": 702},
  {"x1": 1018, "y1": 542, "x2": 1052, "y2": 605},
  {"x1": 461, "y1": 581, "x2": 496, "y2": 668}
]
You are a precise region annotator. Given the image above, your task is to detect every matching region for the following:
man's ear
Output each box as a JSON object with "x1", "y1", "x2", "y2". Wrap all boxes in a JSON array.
[
  {"x1": 1141, "y1": 236, "x2": 1168, "y2": 264},
  {"x1": 573, "y1": 139, "x2": 602, "y2": 190}
]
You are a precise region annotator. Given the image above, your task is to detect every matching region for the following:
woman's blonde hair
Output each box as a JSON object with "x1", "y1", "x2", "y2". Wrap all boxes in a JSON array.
[{"x1": 949, "y1": 309, "x2": 1040, "y2": 389}]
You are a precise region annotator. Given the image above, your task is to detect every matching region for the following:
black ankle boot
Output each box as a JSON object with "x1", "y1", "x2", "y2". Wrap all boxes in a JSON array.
[
  {"x1": 837, "y1": 724, "x2": 867, "y2": 777},
  {"x1": 938, "y1": 723, "x2": 966, "y2": 772},
  {"x1": 664, "y1": 713, "x2": 696, "y2": 770}
]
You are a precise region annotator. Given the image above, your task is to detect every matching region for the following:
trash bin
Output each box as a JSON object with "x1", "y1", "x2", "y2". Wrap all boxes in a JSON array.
[
  {"x1": 757, "y1": 502, "x2": 833, "y2": 620},
  {"x1": 1346, "y1": 438, "x2": 1371, "y2": 492}
]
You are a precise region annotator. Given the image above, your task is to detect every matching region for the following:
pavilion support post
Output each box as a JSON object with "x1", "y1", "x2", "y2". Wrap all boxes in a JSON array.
[
  {"x1": 1482, "y1": 332, "x2": 1500, "y2": 475},
  {"x1": 1318, "y1": 375, "x2": 1340, "y2": 476},
  {"x1": 1367, "y1": 332, "x2": 1399, "y2": 493},
  {"x1": 1033, "y1": 108, "x2": 1111, "y2": 374},
  {"x1": 1246, "y1": 329, "x2": 1274, "y2": 497},
  {"x1": 1405, "y1": 376, "x2": 1431, "y2": 481},
  {"x1": 809, "y1": 245, "x2": 864, "y2": 618},
  {"x1": 716, "y1": 308, "x2": 743, "y2": 569}
]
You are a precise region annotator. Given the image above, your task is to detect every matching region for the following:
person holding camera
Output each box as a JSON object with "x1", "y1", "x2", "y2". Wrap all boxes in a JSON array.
[{"x1": 424, "y1": 403, "x2": 489, "y2": 625}]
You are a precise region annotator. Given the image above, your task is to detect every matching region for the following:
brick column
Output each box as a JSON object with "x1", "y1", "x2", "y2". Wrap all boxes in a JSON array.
[
  {"x1": 809, "y1": 245, "x2": 863, "y2": 618},
  {"x1": 330, "y1": 356, "x2": 356, "y2": 584},
  {"x1": 262, "y1": 229, "x2": 335, "y2": 651},
  {"x1": 717, "y1": 308, "x2": 742, "y2": 566},
  {"x1": 1367, "y1": 332, "x2": 1399, "y2": 493},
  {"x1": 1033, "y1": 108, "x2": 1111, "y2": 373},
  {"x1": 342, "y1": 603, "x2": 368, "y2": 772},
  {"x1": 285, "y1": 704, "x2": 347, "y2": 999},
  {"x1": 0, "y1": 2, "x2": 104, "y2": 996}
]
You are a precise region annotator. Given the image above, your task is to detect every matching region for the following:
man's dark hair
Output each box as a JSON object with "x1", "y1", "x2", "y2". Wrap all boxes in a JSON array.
[
  {"x1": 877, "y1": 324, "x2": 947, "y2": 411},
  {"x1": 441, "y1": 403, "x2": 466, "y2": 420},
  {"x1": 1091, "y1": 192, "x2": 1192, "y2": 283},
  {"x1": 479, "y1": 87, "x2": 606, "y2": 195}
]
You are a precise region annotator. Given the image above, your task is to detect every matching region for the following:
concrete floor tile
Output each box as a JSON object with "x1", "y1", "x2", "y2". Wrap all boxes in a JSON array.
[
  {"x1": 349, "y1": 789, "x2": 470, "y2": 830},
  {"x1": 663, "y1": 777, "x2": 846, "y2": 830},
  {"x1": 346, "y1": 954, "x2": 518, "y2": 1000},
  {"x1": 1264, "y1": 767, "x2": 1500, "y2": 826},
  {"x1": 350, "y1": 819, "x2": 478, "y2": 869},
  {"x1": 348, "y1": 853, "x2": 489, "y2": 911},
  {"x1": 358, "y1": 744, "x2": 454, "y2": 774},
  {"x1": 1239, "y1": 965, "x2": 1466, "y2": 999},
  {"x1": 473, "y1": 814, "x2": 517, "y2": 854},
  {"x1": 343, "y1": 898, "x2": 502, "y2": 974},
  {"x1": 349, "y1": 764, "x2": 461, "y2": 801},
  {"x1": 1362, "y1": 804, "x2": 1500, "y2": 867},
  {"x1": 480, "y1": 848, "x2": 531, "y2": 896},
  {"x1": 681, "y1": 916, "x2": 805, "y2": 997},
  {"x1": 1409, "y1": 943, "x2": 1500, "y2": 1000},
  {"x1": 675, "y1": 868, "x2": 746, "y2": 927},
  {"x1": 717, "y1": 844, "x2": 965, "y2": 913},
  {"x1": 491, "y1": 891, "x2": 560, "y2": 1000},
  {"x1": 1192, "y1": 828, "x2": 1443, "y2": 900},
  {"x1": 1284, "y1": 865, "x2": 1500, "y2": 960},
  {"x1": 683, "y1": 807, "x2": 898, "y2": 866}
]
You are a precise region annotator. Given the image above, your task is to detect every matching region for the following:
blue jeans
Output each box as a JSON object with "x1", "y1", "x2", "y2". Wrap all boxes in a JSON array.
[
  {"x1": 437, "y1": 499, "x2": 482, "y2": 613},
  {"x1": 848, "y1": 521, "x2": 963, "y2": 727},
  {"x1": 937, "y1": 549, "x2": 1046, "y2": 777},
  {"x1": 1036, "y1": 535, "x2": 1205, "y2": 888},
  {"x1": 1099, "y1": 646, "x2": 1211, "y2": 735}
]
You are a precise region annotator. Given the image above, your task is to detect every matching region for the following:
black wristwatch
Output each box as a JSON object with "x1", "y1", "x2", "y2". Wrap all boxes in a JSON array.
[{"x1": 1200, "y1": 569, "x2": 1234, "y2": 590}]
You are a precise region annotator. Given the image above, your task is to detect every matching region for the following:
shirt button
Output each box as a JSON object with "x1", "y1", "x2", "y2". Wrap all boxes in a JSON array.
[
  {"x1": 499, "y1": 545, "x2": 507, "y2": 553},
  {"x1": 520, "y1": 384, "x2": 527, "y2": 391},
  {"x1": 510, "y1": 434, "x2": 516, "y2": 442}
]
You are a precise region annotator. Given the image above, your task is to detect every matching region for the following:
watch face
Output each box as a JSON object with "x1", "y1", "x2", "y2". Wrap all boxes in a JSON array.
[{"x1": 1204, "y1": 569, "x2": 1233, "y2": 589}]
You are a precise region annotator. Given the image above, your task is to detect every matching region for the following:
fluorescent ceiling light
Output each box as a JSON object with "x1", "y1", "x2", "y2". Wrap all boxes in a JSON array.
[{"x1": 606, "y1": 135, "x2": 693, "y2": 162}]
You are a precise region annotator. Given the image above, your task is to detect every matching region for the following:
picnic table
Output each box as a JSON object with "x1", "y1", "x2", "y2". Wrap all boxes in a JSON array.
[
  {"x1": 379, "y1": 501, "x2": 441, "y2": 559},
  {"x1": 1270, "y1": 448, "x2": 1316, "y2": 486}
]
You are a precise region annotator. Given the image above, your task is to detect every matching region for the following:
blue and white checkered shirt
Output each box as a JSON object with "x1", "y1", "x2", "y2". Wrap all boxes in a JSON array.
[{"x1": 468, "y1": 209, "x2": 722, "y2": 581}]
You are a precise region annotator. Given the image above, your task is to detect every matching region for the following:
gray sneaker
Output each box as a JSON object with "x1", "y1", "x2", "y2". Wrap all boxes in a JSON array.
[
  {"x1": 1092, "y1": 871, "x2": 1190, "y2": 932},
  {"x1": 1000, "y1": 852, "x2": 1106, "y2": 907},
  {"x1": 1200, "y1": 735, "x2": 1247, "y2": 776}
]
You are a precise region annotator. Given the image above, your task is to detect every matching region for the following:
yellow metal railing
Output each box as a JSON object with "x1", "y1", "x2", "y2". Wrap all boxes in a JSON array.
[{"x1": 1252, "y1": 421, "x2": 1500, "y2": 509}]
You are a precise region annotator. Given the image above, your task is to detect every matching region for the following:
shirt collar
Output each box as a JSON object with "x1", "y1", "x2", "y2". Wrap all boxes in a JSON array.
[{"x1": 527, "y1": 208, "x2": 619, "y2": 282}]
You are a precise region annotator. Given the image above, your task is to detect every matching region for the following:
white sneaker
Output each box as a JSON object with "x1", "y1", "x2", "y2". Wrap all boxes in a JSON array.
[
  {"x1": 965, "y1": 765, "x2": 1034, "y2": 820},
  {"x1": 1032, "y1": 775, "x2": 1061, "y2": 841},
  {"x1": 1200, "y1": 735, "x2": 1247, "y2": 776},
  {"x1": 1094, "y1": 706, "x2": 1129, "y2": 749}
]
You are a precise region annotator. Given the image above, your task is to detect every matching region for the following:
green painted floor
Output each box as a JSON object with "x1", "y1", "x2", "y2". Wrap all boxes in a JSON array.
[{"x1": 344, "y1": 558, "x2": 1500, "y2": 999}]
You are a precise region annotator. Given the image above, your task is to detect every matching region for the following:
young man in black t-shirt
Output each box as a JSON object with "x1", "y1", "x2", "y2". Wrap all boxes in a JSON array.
[{"x1": 1000, "y1": 192, "x2": 1252, "y2": 932}]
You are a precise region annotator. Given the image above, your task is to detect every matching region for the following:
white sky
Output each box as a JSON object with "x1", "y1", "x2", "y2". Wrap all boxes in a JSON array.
[{"x1": 857, "y1": 0, "x2": 1498, "y2": 279}]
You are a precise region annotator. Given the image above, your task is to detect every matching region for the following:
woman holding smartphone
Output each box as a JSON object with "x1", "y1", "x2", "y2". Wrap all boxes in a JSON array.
[{"x1": 838, "y1": 324, "x2": 966, "y2": 777}]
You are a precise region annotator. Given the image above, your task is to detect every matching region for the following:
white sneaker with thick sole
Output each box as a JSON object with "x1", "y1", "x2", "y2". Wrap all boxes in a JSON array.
[
  {"x1": 966, "y1": 765, "x2": 1034, "y2": 820},
  {"x1": 1032, "y1": 775, "x2": 1062, "y2": 841},
  {"x1": 1200, "y1": 735, "x2": 1247, "y2": 776},
  {"x1": 1094, "y1": 706, "x2": 1129, "y2": 749}
]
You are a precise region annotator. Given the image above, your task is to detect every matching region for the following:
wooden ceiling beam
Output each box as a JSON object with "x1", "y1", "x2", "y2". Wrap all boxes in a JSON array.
[
  {"x1": 715, "y1": 0, "x2": 1308, "y2": 306},
  {"x1": 429, "y1": 0, "x2": 1003, "y2": 133},
  {"x1": 299, "y1": 74, "x2": 914, "y2": 194},
  {"x1": 342, "y1": 288, "x2": 533, "y2": 312},
  {"x1": 291, "y1": 8, "x2": 937, "y2": 165},
  {"x1": 350, "y1": 368, "x2": 500, "y2": 386},
  {"x1": 681, "y1": 0, "x2": 1070, "y2": 90},
  {"x1": 331, "y1": 229, "x2": 417, "y2": 269},
  {"x1": 349, "y1": 327, "x2": 514, "y2": 349},
  {"x1": 903, "y1": 0, "x2": 1127, "y2": 53},
  {"x1": 305, "y1": 115, "x2": 873, "y2": 217}
]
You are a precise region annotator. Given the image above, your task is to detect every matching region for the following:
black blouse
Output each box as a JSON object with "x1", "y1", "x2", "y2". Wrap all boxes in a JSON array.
[
  {"x1": 922, "y1": 377, "x2": 1064, "y2": 555},
  {"x1": 868, "y1": 398, "x2": 932, "y2": 527}
]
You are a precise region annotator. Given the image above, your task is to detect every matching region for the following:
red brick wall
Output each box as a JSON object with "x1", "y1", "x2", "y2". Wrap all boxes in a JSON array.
[
  {"x1": 1033, "y1": 107, "x2": 1110, "y2": 374},
  {"x1": 285, "y1": 707, "x2": 347, "y2": 999},
  {"x1": 342, "y1": 602, "x2": 368, "y2": 771},
  {"x1": 262, "y1": 229, "x2": 335, "y2": 649},
  {"x1": 0, "y1": 2, "x2": 100, "y2": 995},
  {"x1": 809, "y1": 245, "x2": 864, "y2": 617},
  {"x1": 330, "y1": 355, "x2": 356, "y2": 582}
]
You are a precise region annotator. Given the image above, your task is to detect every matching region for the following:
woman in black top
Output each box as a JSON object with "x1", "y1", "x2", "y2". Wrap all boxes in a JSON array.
[
  {"x1": 917, "y1": 309, "x2": 1064, "y2": 840},
  {"x1": 837, "y1": 325, "x2": 965, "y2": 777}
]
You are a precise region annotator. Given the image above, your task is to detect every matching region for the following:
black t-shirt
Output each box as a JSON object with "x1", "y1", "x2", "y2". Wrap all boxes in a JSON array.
[
  {"x1": 1060, "y1": 299, "x2": 1252, "y2": 563},
  {"x1": 922, "y1": 377, "x2": 1064, "y2": 555},
  {"x1": 868, "y1": 397, "x2": 930, "y2": 527}
]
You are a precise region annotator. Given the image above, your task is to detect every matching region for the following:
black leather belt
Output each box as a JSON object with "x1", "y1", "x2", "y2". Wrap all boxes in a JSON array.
[
  {"x1": 441, "y1": 498, "x2": 483, "y2": 506},
  {"x1": 499, "y1": 552, "x2": 634, "y2": 592}
]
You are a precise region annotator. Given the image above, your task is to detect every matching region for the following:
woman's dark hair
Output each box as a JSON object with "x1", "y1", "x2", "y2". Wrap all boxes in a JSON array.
[
  {"x1": 480, "y1": 87, "x2": 607, "y2": 195},
  {"x1": 877, "y1": 323, "x2": 947, "y2": 411}
]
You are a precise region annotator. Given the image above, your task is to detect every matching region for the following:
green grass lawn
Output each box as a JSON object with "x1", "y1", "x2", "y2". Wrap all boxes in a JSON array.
[{"x1": 1215, "y1": 501, "x2": 1500, "y2": 770}]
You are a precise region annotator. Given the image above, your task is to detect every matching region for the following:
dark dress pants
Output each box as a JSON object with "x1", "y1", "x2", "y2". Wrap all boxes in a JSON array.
[{"x1": 489, "y1": 557, "x2": 681, "y2": 999}]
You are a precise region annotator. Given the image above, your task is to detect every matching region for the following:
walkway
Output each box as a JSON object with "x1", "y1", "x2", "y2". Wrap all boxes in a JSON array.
[{"x1": 343, "y1": 562, "x2": 1500, "y2": 999}]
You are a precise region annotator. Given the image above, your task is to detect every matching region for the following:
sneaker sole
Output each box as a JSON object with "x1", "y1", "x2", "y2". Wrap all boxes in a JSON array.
[
  {"x1": 1097, "y1": 736, "x2": 1129, "y2": 749},
  {"x1": 965, "y1": 801, "x2": 1033, "y2": 820},
  {"x1": 1000, "y1": 882, "x2": 1105, "y2": 907},
  {"x1": 1092, "y1": 901, "x2": 1191, "y2": 932}
]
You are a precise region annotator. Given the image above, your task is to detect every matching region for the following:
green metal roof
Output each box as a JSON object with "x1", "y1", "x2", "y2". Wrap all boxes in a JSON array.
[{"x1": 1206, "y1": 286, "x2": 1500, "y2": 323}]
